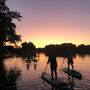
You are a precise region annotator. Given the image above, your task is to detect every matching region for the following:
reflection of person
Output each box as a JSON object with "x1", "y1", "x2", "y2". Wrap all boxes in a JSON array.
[
  {"x1": 68, "y1": 75, "x2": 74, "y2": 90},
  {"x1": 27, "y1": 62, "x2": 30, "y2": 70},
  {"x1": 34, "y1": 62, "x2": 37, "y2": 71},
  {"x1": 67, "y1": 52, "x2": 74, "y2": 70},
  {"x1": 27, "y1": 57, "x2": 31, "y2": 70},
  {"x1": 52, "y1": 85, "x2": 57, "y2": 90},
  {"x1": 47, "y1": 53, "x2": 57, "y2": 80}
]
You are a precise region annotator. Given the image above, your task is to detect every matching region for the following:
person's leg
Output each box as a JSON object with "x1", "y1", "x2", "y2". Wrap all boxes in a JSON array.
[
  {"x1": 68, "y1": 63, "x2": 70, "y2": 74},
  {"x1": 68, "y1": 63, "x2": 70, "y2": 70},
  {"x1": 71, "y1": 64, "x2": 74, "y2": 70},
  {"x1": 51, "y1": 67, "x2": 53, "y2": 80},
  {"x1": 54, "y1": 67, "x2": 57, "y2": 79}
]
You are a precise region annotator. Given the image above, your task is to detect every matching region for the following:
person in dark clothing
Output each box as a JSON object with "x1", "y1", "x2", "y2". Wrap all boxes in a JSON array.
[
  {"x1": 67, "y1": 52, "x2": 74, "y2": 70},
  {"x1": 47, "y1": 54, "x2": 57, "y2": 80}
]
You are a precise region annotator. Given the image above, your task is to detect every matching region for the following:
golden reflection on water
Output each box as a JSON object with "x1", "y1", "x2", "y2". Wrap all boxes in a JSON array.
[
  {"x1": 4, "y1": 53, "x2": 90, "y2": 78},
  {"x1": 3, "y1": 53, "x2": 90, "y2": 90}
]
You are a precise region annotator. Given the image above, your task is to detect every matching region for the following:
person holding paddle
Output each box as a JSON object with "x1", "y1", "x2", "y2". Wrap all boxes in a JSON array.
[
  {"x1": 67, "y1": 51, "x2": 74, "y2": 71},
  {"x1": 47, "y1": 53, "x2": 57, "y2": 80}
]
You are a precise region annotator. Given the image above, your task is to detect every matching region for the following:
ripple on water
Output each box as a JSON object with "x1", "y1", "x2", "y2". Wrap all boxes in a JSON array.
[{"x1": 3, "y1": 54, "x2": 90, "y2": 90}]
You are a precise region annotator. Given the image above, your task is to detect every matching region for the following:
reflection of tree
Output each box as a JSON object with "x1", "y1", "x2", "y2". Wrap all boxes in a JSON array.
[
  {"x1": 0, "y1": 58, "x2": 7, "y2": 90},
  {"x1": 6, "y1": 68, "x2": 21, "y2": 90},
  {"x1": 0, "y1": 57, "x2": 21, "y2": 90},
  {"x1": 78, "y1": 54, "x2": 86, "y2": 58}
]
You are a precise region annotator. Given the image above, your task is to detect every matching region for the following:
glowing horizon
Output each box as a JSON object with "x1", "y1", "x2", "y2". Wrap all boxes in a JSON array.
[
  {"x1": 19, "y1": 39, "x2": 89, "y2": 48},
  {"x1": 7, "y1": 0, "x2": 90, "y2": 48}
]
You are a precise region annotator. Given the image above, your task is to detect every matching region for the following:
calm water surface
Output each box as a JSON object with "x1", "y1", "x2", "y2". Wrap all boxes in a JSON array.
[{"x1": 4, "y1": 53, "x2": 90, "y2": 90}]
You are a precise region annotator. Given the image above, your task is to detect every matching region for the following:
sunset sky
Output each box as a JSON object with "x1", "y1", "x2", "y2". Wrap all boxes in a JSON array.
[{"x1": 7, "y1": 0, "x2": 90, "y2": 48}]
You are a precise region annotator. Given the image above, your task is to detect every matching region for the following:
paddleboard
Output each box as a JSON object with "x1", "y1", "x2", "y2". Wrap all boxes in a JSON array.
[
  {"x1": 63, "y1": 67, "x2": 82, "y2": 79},
  {"x1": 32, "y1": 59, "x2": 38, "y2": 62},
  {"x1": 41, "y1": 72, "x2": 71, "y2": 90}
]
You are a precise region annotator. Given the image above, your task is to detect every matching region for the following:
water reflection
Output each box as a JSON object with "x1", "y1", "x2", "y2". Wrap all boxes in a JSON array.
[
  {"x1": 0, "y1": 56, "x2": 21, "y2": 90},
  {"x1": 0, "y1": 57, "x2": 7, "y2": 90},
  {"x1": 6, "y1": 67, "x2": 21, "y2": 90},
  {"x1": 68, "y1": 76, "x2": 74, "y2": 90},
  {"x1": 34, "y1": 62, "x2": 37, "y2": 71},
  {"x1": 26, "y1": 57, "x2": 38, "y2": 71},
  {"x1": 2, "y1": 53, "x2": 90, "y2": 90},
  {"x1": 52, "y1": 86, "x2": 57, "y2": 90},
  {"x1": 26, "y1": 59, "x2": 31, "y2": 70}
]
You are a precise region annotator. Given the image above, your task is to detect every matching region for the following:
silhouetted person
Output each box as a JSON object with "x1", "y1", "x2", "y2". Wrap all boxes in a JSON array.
[
  {"x1": 47, "y1": 53, "x2": 57, "y2": 80},
  {"x1": 67, "y1": 52, "x2": 74, "y2": 71}
]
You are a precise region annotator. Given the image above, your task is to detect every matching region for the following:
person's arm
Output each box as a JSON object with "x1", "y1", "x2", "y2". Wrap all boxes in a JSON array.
[{"x1": 47, "y1": 57, "x2": 50, "y2": 64}]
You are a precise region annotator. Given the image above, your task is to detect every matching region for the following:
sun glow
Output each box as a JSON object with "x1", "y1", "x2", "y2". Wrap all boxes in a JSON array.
[
  {"x1": 7, "y1": 0, "x2": 90, "y2": 48},
  {"x1": 22, "y1": 38, "x2": 87, "y2": 48}
]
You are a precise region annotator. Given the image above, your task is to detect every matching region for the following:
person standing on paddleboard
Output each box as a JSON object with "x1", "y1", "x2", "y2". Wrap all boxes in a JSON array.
[
  {"x1": 47, "y1": 53, "x2": 57, "y2": 80},
  {"x1": 67, "y1": 51, "x2": 74, "y2": 71}
]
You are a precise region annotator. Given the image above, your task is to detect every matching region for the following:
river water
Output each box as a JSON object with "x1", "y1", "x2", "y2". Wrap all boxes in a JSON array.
[{"x1": 3, "y1": 53, "x2": 90, "y2": 90}]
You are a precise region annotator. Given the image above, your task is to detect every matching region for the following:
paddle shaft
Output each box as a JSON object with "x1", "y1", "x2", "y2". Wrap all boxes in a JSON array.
[
  {"x1": 60, "y1": 58, "x2": 65, "y2": 71},
  {"x1": 44, "y1": 64, "x2": 48, "y2": 72}
]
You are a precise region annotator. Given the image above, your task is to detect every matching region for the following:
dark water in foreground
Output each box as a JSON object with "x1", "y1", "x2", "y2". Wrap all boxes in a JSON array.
[{"x1": 4, "y1": 53, "x2": 90, "y2": 90}]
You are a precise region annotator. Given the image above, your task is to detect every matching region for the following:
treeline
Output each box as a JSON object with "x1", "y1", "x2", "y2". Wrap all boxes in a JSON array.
[
  {"x1": 4, "y1": 43, "x2": 90, "y2": 58},
  {"x1": 4, "y1": 42, "x2": 36, "y2": 58},
  {"x1": 44, "y1": 43, "x2": 90, "y2": 57}
]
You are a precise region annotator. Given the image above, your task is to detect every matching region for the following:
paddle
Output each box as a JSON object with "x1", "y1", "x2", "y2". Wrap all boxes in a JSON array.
[
  {"x1": 44, "y1": 64, "x2": 48, "y2": 74},
  {"x1": 60, "y1": 58, "x2": 65, "y2": 71}
]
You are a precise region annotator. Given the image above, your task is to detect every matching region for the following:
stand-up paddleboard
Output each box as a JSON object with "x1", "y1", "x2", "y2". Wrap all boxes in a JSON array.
[
  {"x1": 62, "y1": 67, "x2": 82, "y2": 79},
  {"x1": 32, "y1": 59, "x2": 38, "y2": 62},
  {"x1": 41, "y1": 72, "x2": 71, "y2": 90}
]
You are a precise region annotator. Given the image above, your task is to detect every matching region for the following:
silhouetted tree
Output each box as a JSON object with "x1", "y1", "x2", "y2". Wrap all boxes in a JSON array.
[
  {"x1": 0, "y1": 0, "x2": 22, "y2": 50},
  {"x1": 0, "y1": 1, "x2": 22, "y2": 89},
  {"x1": 21, "y1": 42, "x2": 36, "y2": 57},
  {"x1": 44, "y1": 43, "x2": 76, "y2": 57}
]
